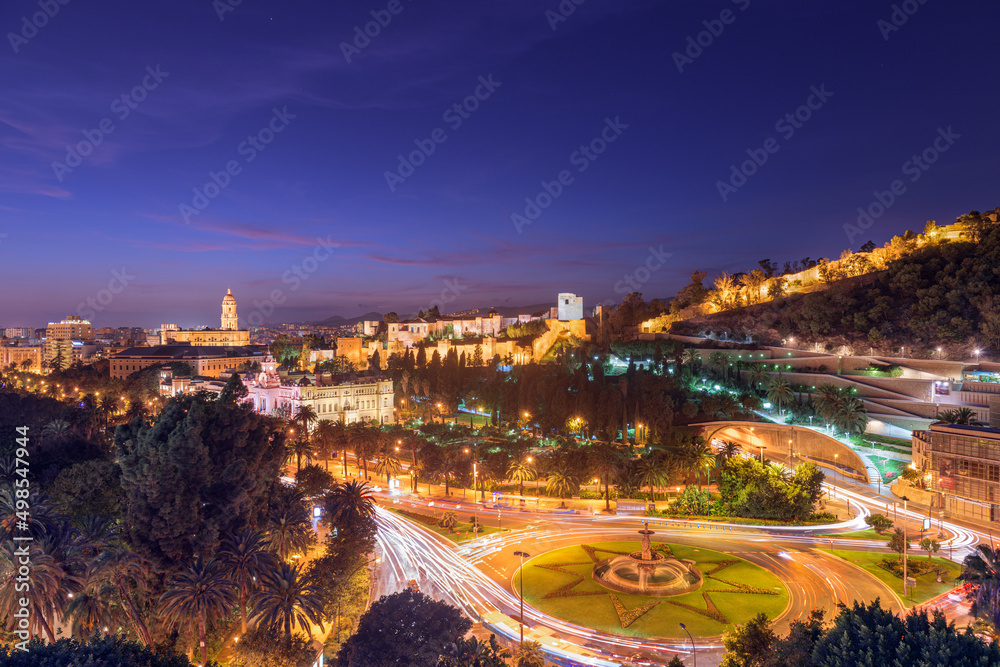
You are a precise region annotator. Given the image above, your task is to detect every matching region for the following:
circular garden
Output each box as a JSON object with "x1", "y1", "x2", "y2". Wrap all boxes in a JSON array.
[{"x1": 517, "y1": 541, "x2": 789, "y2": 639}]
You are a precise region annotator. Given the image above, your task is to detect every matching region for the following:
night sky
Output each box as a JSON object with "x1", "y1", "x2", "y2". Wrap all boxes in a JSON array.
[{"x1": 1, "y1": 0, "x2": 998, "y2": 328}]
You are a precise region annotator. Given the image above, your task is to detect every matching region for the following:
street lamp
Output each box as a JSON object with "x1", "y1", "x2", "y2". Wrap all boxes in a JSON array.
[
  {"x1": 975, "y1": 348, "x2": 982, "y2": 362},
  {"x1": 679, "y1": 622, "x2": 696, "y2": 667},
  {"x1": 513, "y1": 550, "x2": 531, "y2": 644}
]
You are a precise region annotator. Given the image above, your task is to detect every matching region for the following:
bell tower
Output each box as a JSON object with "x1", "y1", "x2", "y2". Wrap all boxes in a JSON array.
[{"x1": 221, "y1": 288, "x2": 238, "y2": 330}]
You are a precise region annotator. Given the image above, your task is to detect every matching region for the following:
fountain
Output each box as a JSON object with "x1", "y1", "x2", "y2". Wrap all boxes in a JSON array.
[{"x1": 592, "y1": 523, "x2": 702, "y2": 597}]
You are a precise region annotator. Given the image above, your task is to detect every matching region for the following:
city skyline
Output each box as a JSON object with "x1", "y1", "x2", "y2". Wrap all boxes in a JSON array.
[{"x1": 2, "y1": 0, "x2": 999, "y2": 328}]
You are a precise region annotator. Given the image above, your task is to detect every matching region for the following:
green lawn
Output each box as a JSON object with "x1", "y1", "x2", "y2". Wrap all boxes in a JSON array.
[
  {"x1": 389, "y1": 508, "x2": 503, "y2": 543},
  {"x1": 818, "y1": 529, "x2": 890, "y2": 541},
  {"x1": 821, "y1": 549, "x2": 963, "y2": 607},
  {"x1": 519, "y1": 541, "x2": 788, "y2": 639}
]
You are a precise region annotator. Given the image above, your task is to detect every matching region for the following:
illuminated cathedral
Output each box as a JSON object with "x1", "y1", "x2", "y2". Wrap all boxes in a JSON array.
[{"x1": 160, "y1": 288, "x2": 251, "y2": 346}]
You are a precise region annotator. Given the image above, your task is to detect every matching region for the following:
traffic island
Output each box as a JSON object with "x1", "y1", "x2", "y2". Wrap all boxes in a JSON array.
[{"x1": 517, "y1": 541, "x2": 788, "y2": 639}]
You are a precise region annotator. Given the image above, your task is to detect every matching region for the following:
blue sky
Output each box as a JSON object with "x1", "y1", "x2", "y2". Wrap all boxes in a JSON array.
[{"x1": 1, "y1": 0, "x2": 997, "y2": 327}]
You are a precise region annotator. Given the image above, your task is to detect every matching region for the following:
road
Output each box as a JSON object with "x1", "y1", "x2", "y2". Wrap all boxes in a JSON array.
[{"x1": 323, "y1": 448, "x2": 983, "y2": 666}]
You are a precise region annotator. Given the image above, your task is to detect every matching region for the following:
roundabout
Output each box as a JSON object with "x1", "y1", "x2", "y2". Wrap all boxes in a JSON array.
[{"x1": 517, "y1": 534, "x2": 788, "y2": 639}]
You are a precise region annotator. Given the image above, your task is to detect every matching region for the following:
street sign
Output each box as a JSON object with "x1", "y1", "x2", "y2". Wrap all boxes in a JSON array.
[
  {"x1": 922, "y1": 518, "x2": 931, "y2": 530},
  {"x1": 905, "y1": 577, "x2": 917, "y2": 587}
]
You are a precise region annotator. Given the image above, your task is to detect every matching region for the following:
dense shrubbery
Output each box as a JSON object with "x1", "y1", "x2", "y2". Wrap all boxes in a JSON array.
[{"x1": 715, "y1": 457, "x2": 824, "y2": 521}]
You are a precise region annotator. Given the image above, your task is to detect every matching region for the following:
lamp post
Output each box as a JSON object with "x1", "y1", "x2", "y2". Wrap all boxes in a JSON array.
[
  {"x1": 757, "y1": 445, "x2": 764, "y2": 463},
  {"x1": 679, "y1": 622, "x2": 696, "y2": 667},
  {"x1": 513, "y1": 550, "x2": 531, "y2": 644},
  {"x1": 902, "y1": 496, "x2": 910, "y2": 599}
]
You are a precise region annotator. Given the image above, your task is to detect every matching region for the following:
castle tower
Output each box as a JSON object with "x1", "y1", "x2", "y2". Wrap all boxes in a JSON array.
[{"x1": 221, "y1": 288, "x2": 238, "y2": 330}]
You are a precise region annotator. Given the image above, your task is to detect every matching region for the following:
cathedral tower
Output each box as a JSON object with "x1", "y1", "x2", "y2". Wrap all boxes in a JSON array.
[{"x1": 221, "y1": 288, "x2": 238, "y2": 330}]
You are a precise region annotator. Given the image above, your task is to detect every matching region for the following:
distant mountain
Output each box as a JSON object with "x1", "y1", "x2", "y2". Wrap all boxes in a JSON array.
[
  {"x1": 311, "y1": 311, "x2": 383, "y2": 326},
  {"x1": 456, "y1": 303, "x2": 553, "y2": 318}
]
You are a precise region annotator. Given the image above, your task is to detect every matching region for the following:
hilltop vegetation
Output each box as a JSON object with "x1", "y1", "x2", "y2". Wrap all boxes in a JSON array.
[{"x1": 667, "y1": 208, "x2": 1000, "y2": 355}]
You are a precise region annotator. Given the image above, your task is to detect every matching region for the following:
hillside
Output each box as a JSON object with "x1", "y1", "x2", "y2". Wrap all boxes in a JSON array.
[{"x1": 670, "y1": 209, "x2": 1000, "y2": 358}]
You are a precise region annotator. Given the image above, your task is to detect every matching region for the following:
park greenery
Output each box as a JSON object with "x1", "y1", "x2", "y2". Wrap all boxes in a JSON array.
[{"x1": 720, "y1": 600, "x2": 1000, "y2": 667}]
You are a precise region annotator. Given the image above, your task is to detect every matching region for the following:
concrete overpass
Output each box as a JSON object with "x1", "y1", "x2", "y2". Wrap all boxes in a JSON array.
[{"x1": 690, "y1": 421, "x2": 871, "y2": 483}]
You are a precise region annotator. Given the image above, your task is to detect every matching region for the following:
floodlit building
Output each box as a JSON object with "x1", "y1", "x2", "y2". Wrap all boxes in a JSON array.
[
  {"x1": 242, "y1": 358, "x2": 395, "y2": 425},
  {"x1": 110, "y1": 344, "x2": 267, "y2": 379},
  {"x1": 160, "y1": 289, "x2": 250, "y2": 346},
  {"x1": 557, "y1": 293, "x2": 583, "y2": 321},
  {"x1": 0, "y1": 345, "x2": 42, "y2": 373},
  {"x1": 914, "y1": 421, "x2": 1000, "y2": 522}
]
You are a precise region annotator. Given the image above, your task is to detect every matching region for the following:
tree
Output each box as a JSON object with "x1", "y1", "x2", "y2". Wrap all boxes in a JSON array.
[
  {"x1": 864, "y1": 513, "x2": 893, "y2": 534},
  {"x1": 919, "y1": 537, "x2": 940, "y2": 560},
  {"x1": 266, "y1": 488, "x2": 314, "y2": 562},
  {"x1": 962, "y1": 544, "x2": 1000, "y2": 630},
  {"x1": 720, "y1": 612, "x2": 775, "y2": 667},
  {"x1": 314, "y1": 419, "x2": 338, "y2": 471},
  {"x1": 0, "y1": 635, "x2": 215, "y2": 666},
  {"x1": 545, "y1": 463, "x2": 581, "y2": 509},
  {"x1": 116, "y1": 392, "x2": 286, "y2": 569},
  {"x1": 590, "y1": 445, "x2": 621, "y2": 513},
  {"x1": 810, "y1": 600, "x2": 1000, "y2": 666},
  {"x1": 887, "y1": 526, "x2": 910, "y2": 562},
  {"x1": 635, "y1": 452, "x2": 671, "y2": 509},
  {"x1": 438, "y1": 635, "x2": 510, "y2": 667},
  {"x1": 92, "y1": 545, "x2": 154, "y2": 646},
  {"x1": 159, "y1": 556, "x2": 238, "y2": 667},
  {"x1": 765, "y1": 376, "x2": 794, "y2": 416},
  {"x1": 438, "y1": 511, "x2": 458, "y2": 533},
  {"x1": 374, "y1": 448, "x2": 403, "y2": 486},
  {"x1": 219, "y1": 529, "x2": 276, "y2": 635},
  {"x1": 322, "y1": 480, "x2": 376, "y2": 531},
  {"x1": 296, "y1": 464, "x2": 336, "y2": 498},
  {"x1": 249, "y1": 561, "x2": 326, "y2": 648},
  {"x1": 230, "y1": 625, "x2": 318, "y2": 667},
  {"x1": 338, "y1": 591, "x2": 472, "y2": 667},
  {"x1": 507, "y1": 454, "x2": 537, "y2": 503},
  {"x1": 510, "y1": 640, "x2": 545, "y2": 667},
  {"x1": 717, "y1": 440, "x2": 742, "y2": 461},
  {"x1": 348, "y1": 424, "x2": 378, "y2": 479}
]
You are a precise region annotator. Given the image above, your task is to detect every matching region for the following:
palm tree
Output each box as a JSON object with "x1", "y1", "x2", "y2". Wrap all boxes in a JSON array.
[
  {"x1": 589, "y1": 445, "x2": 621, "y2": 513},
  {"x1": 0, "y1": 541, "x2": 61, "y2": 642},
  {"x1": 545, "y1": 462, "x2": 580, "y2": 509},
  {"x1": 834, "y1": 396, "x2": 869, "y2": 437},
  {"x1": 249, "y1": 562, "x2": 326, "y2": 648},
  {"x1": 938, "y1": 406, "x2": 983, "y2": 426},
  {"x1": 288, "y1": 437, "x2": 314, "y2": 475},
  {"x1": 510, "y1": 640, "x2": 546, "y2": 667},
  {"x1": 815, "y1": 384, "x2": 843, "y2": 423},
  {"x1": 314, "y1": 419, "x2": 337, "y2": 471},
  {"x1": 707, "y1": 351, "x2": 728, "y2": 382},
  {"x1": 717, "y1": 440, "x2": 742, "y2": 461},
  {"x1": 635, "y1": 452, "x2": 671, "y2": 510},
  {"x1": 765, "y1": 376, "x2": 794, "y2": 417},
  {"x1": 220, "y1": 529, "x2": 276, "y2": 635},
  {"x1": 962, "y1": 544, "x2": 1000, "y2": 630},
  {"x1": 322, "y1": 480, "x2": 376, "y2": 528},
  {"x1": 374, "y1": 449, "x2": 403, "y2": 486},
  {"x1": 748, "y1": 365, "x2": 767, "y2": 393},
  {"x1": 64, "y1": 569, "x2": 117, "y2": 638},
  {"x1": 435, "y1": 446, "x2": 464, "y2": 497},
  {"x1": 266, "y1": 490, "x2": 314, "y2": 562},
  {"x1": 348, "y1": 424, "x2": 377, "y2": 479},
  {"x1": 507, "y1": 454, "x2": 537, "y2": 504},
  {"x1": 93, "y1": 545, "x2": 154, "y2": 646},
  {"x1": 401, "y1": 431, "x2": 424, "y2": 492},
  {"x1": 41, "y1": 419, "x2": 71, "y2": 444},
  {"x1": 296, "y1": 404, "x2": 318, "y2": 439},
  {"x1": 160, "y1": 556, "x2": 237, "y2": 667}
]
